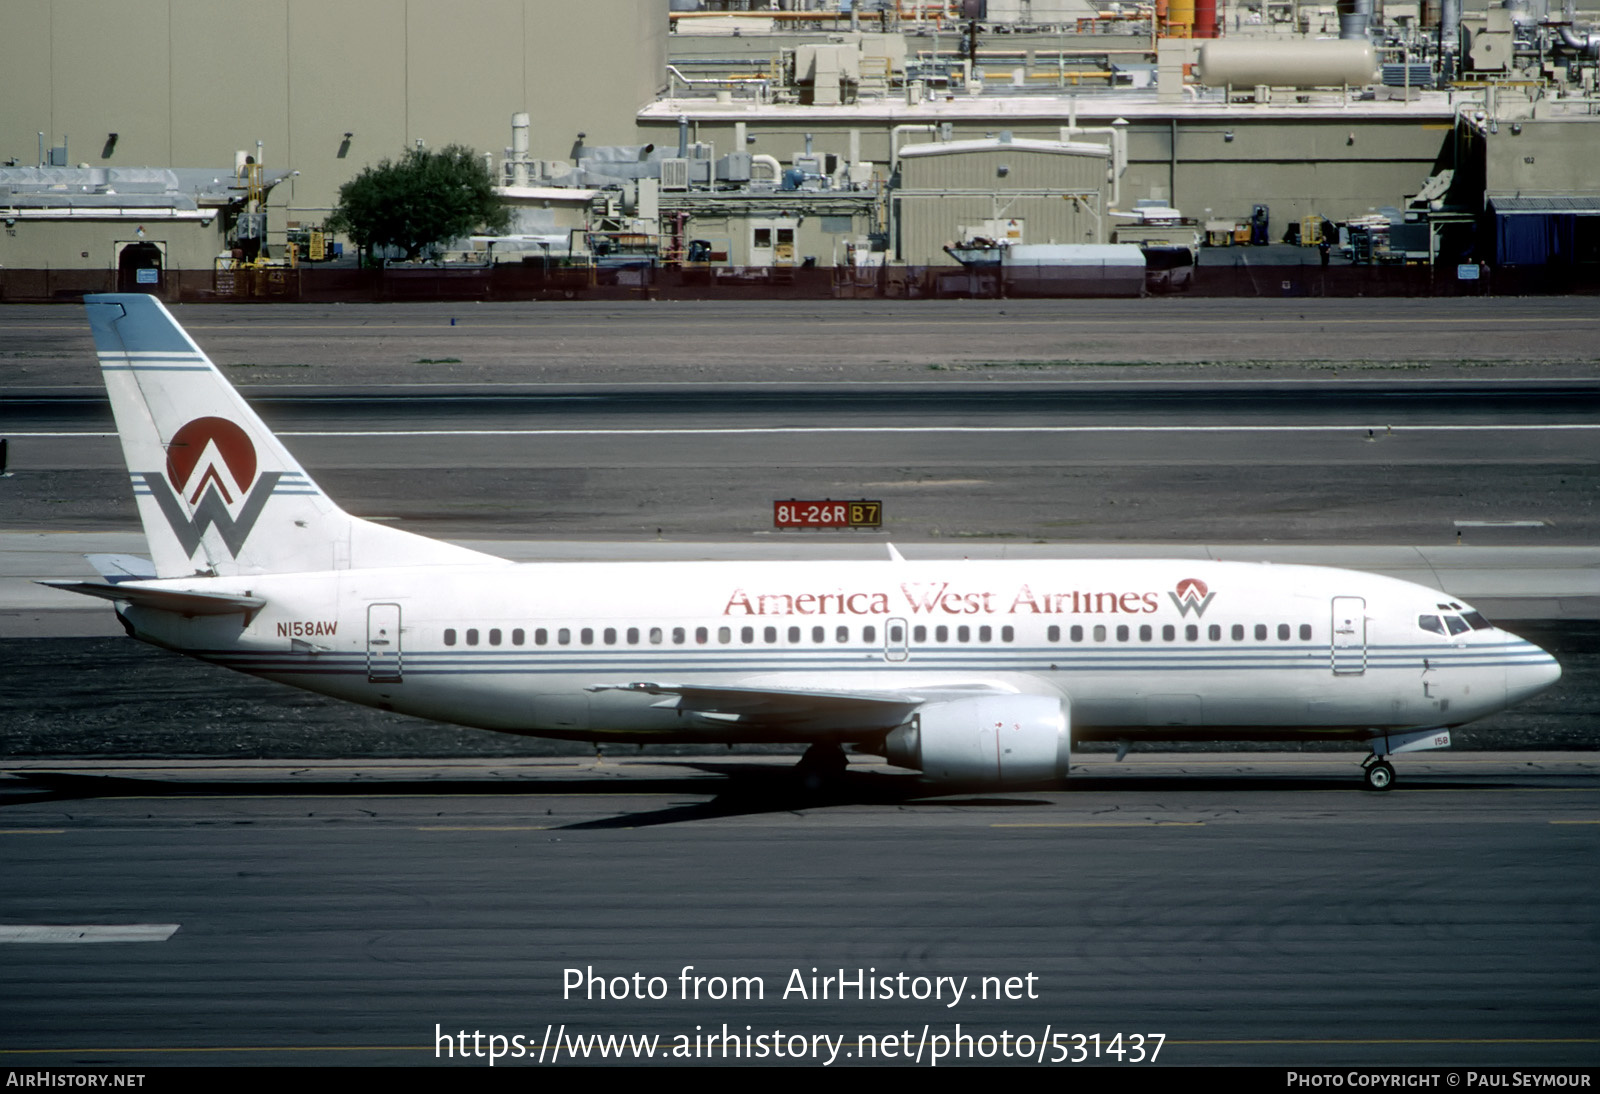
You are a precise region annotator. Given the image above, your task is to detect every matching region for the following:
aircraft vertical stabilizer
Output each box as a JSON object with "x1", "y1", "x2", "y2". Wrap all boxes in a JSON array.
[{"x1": 84, "y1": 293, "x2": 505, "y2": 578}]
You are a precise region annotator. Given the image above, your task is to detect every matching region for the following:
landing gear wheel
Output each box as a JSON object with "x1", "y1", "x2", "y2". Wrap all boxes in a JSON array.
[
  {"x1": 1363, "y1": 760, "x2": 1395, "y2": 792},
  {"x1": 797, "y1": 743, "x2": 849, "y2": 778}
]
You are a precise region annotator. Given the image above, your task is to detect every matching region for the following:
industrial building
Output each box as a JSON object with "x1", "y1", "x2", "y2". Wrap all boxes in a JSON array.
[{"x1": 3, "y1": 0, "x2": 1598, "y2": 299}]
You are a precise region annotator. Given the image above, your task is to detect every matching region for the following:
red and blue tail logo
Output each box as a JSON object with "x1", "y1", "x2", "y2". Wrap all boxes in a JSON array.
[{"x1": 135, "y1": 416, "x2": 281, "y2": 558}]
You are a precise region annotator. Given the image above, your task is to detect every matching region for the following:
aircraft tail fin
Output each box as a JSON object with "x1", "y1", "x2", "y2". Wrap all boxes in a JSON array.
[{"x1": 84, "y1": 293, "x2": 504, "y2": 578}]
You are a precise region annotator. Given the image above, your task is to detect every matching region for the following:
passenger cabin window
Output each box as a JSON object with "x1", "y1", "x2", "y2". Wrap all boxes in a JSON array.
[
  {"x1": 605, "y1": 628, "x2": 618, "y2": 645},
  {"x1": 742, "y1": 626, "x2": 755, "y2": 643},
  {"x1": 466, "y1": 628, "x2": 479, "y2": 646},
  {"x1": 1047, "y1": 625, "x2": 1060, "y2": 642},
  {"x1": 672, "y1": 627, "x2": 686, "y2": 645},
  {"x1": 512, "y1": 628, "x2": 525, "y2": 646},
  {"x1": 836, "y1": 626, "x2": 849, "y2": 643},
  {"x1": 580, "y1": 628, "x2": 594, "y2": 646},
  {"x1": 863, "y1": 626, "x2": 876, "y2": 643},
  {"x1": 489, "y1": 628, "x2": 502, "y2": 646},
  {"x1": 1162, "y1": 625, "x2": 1175, "y2": 642},
  {"x1": 1070, "y1": 625, "x2": 1083, "y2": 643},
  {"x1": 1231, "y1": 624, "x2": 1244, "y2": 641},
  {"x1": 1255, "y1": 624, "x2": 1268, "y2": 641},
  {"x1": 1298, "y1": 624, "x2": 1312, "y2": 641},
  {"x1": 535, "y1": 628, "x2": 548, "y2": 646},
  {"x1": 444, "y1": 628, "x2": 457, "y2": 646},
  {"x1": 1208, "y1": 624, "x2": 1221, "y2": 641},
  {"x1": 1001, "y1": 625, "x2": 1013, "y2": 642},
  {"x1": 1277, "y1": 624, "x2": 1290, "y2": 641},
  {"x1": 1185, "y1": 625, "x2": 1198, "y2": 642}
]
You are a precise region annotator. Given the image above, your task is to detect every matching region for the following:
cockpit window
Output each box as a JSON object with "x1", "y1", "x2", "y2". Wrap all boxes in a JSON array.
[
  {"x1": 1418, "y1": 614, "x2": 1445, "y2": 635},
  {"x1": 1461, "y1": 611, "x2": 1492, "y2": 630},
  {"x1": 1444, "y1": 615, "x2": 1470, "y2": 636}
]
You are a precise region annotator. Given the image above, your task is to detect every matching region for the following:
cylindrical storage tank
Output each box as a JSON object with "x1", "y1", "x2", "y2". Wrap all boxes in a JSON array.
[
  {"x1": 1167, "y1": 0, "x2": 1194, "y2": 36},
  {"x1": 1197, "y1": 39, "x2": 1380, "y2": 88},
  {"x1": 1194, "y1": 0, "x2": 1218, "y2": 37}
]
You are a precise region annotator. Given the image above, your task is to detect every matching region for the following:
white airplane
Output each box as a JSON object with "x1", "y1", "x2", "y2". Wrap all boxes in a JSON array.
[{"x1": 47, "y1": 294, "x2": 1561, "y2": 791}]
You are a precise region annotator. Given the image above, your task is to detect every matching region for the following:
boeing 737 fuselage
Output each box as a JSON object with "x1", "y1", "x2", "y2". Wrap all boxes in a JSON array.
[{"x1": 47, "y1": 295, "x2": 1562, "y2": 791}]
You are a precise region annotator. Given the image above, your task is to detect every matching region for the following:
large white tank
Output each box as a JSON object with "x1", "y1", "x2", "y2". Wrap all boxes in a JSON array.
[{"x1": 1197, "y1": 39, "x2": 1380, "y2": 89}]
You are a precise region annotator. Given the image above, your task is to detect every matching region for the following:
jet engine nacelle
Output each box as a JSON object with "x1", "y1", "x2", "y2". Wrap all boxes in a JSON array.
[{"x1": 884, "y1": 694, "x2": 1070, "y2": 785}]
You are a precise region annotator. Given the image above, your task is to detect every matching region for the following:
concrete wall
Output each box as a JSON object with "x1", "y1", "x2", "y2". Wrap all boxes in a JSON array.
[
  {"x1": 1124, "y1": 116, "x2": 1455, "y2": 226},
  {"x1": 2, "y1": 0, "x2": 668, "y2": 249},
  {"x1": 1484, "y1": 117, "x2": 1600, "y2": 195}
]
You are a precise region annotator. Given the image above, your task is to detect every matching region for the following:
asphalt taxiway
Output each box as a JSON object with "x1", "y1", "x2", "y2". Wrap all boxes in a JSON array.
[{"x1": 1, "y1": 753, "x2": 1597, "y2": 1068}]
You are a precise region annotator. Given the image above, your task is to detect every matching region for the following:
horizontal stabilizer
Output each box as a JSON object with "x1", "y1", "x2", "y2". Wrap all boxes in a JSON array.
[
  {"x1": 39, "y1": 580, "x2": 266, "y2": 617},
  {"x1": 85, "y1": 554, "x2": 158, "y2": 584}
]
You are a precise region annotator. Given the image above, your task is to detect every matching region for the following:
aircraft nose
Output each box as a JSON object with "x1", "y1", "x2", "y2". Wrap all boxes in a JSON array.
[{"x1": 1506, "y1": 641, "x2": 1562, "y2": 706}]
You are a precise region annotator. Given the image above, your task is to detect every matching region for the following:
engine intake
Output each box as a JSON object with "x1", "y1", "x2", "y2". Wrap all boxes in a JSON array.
[{"x1": 884, "y1": 694, "x2": 1070, "y2": 785}]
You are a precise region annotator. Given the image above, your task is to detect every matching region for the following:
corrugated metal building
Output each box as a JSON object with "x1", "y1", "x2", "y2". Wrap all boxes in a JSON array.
[
  {"x1": 1489, "y1": 195, "x2": 1600, "y2": 266},
  {"x1": 893, "y1": 136, "x2": 1109, "y2": 265},
  {"x1": 0, "y1": 166, "x2": 291, "y2": 297}
]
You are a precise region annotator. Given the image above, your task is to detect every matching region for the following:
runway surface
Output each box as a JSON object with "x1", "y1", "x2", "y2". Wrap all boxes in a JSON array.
[
  {"x1": 7, "y1": 380, "x2": 1599, "y2": 548},
  {"x1": 1, "y1": 753, "x2": 1597, "y2": 1068}
]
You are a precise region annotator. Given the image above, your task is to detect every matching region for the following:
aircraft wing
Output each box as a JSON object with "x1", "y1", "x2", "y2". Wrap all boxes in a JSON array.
[{"x1": 586, "y1": 681, "x2": 1009, "y2": 729}]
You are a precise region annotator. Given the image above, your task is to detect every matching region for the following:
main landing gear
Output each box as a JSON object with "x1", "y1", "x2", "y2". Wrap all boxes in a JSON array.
[
  {"x1": 795, "y1": 743, "x2": 850, "y2": 788},
  {"x1": 1360, "y1": 754, "x2": 1396, "y2": 791}
]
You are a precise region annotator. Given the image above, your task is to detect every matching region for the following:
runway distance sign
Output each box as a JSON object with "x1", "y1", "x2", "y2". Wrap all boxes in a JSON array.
[{"x1": 774, "y1": 500, "x2": 883, "y2": 530}]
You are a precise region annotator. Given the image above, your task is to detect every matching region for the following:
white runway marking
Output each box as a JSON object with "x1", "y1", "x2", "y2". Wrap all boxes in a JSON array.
[
  {"x1": 15, "y1": 423, "x2": 1600, "y2": 440},
  {"x1": 0, "y1": 924, "x2": 180, "y2": 943}
]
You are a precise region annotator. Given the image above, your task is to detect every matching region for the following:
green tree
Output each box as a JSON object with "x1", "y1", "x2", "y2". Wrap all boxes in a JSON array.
[{"x1": 327, "y1": 144, "x2": 510, "y2": 262}]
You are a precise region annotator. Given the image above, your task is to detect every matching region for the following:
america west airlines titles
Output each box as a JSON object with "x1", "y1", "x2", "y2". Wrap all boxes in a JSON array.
[{"x1": 722, "y1": 579, "x2": 1215, "y2": 618}]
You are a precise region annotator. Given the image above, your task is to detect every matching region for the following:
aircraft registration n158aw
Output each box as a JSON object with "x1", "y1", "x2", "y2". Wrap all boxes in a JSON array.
[{"x1": 49, "y1": 294, "x2": 1562, "y2": 791}]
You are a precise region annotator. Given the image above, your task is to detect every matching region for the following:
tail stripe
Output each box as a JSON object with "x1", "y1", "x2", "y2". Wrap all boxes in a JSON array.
[{"x1": 98, "y1": 350, "x2": 210, "y2": 372}]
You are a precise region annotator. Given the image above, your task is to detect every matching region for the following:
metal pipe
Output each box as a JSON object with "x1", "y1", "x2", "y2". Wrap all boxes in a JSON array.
[
  {"x1": 1556, "y1": 25, "x2": 1600, "y2": 58},
  {"x1": 890, "y1": 123, "x2": 938, "y2": 173}
]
